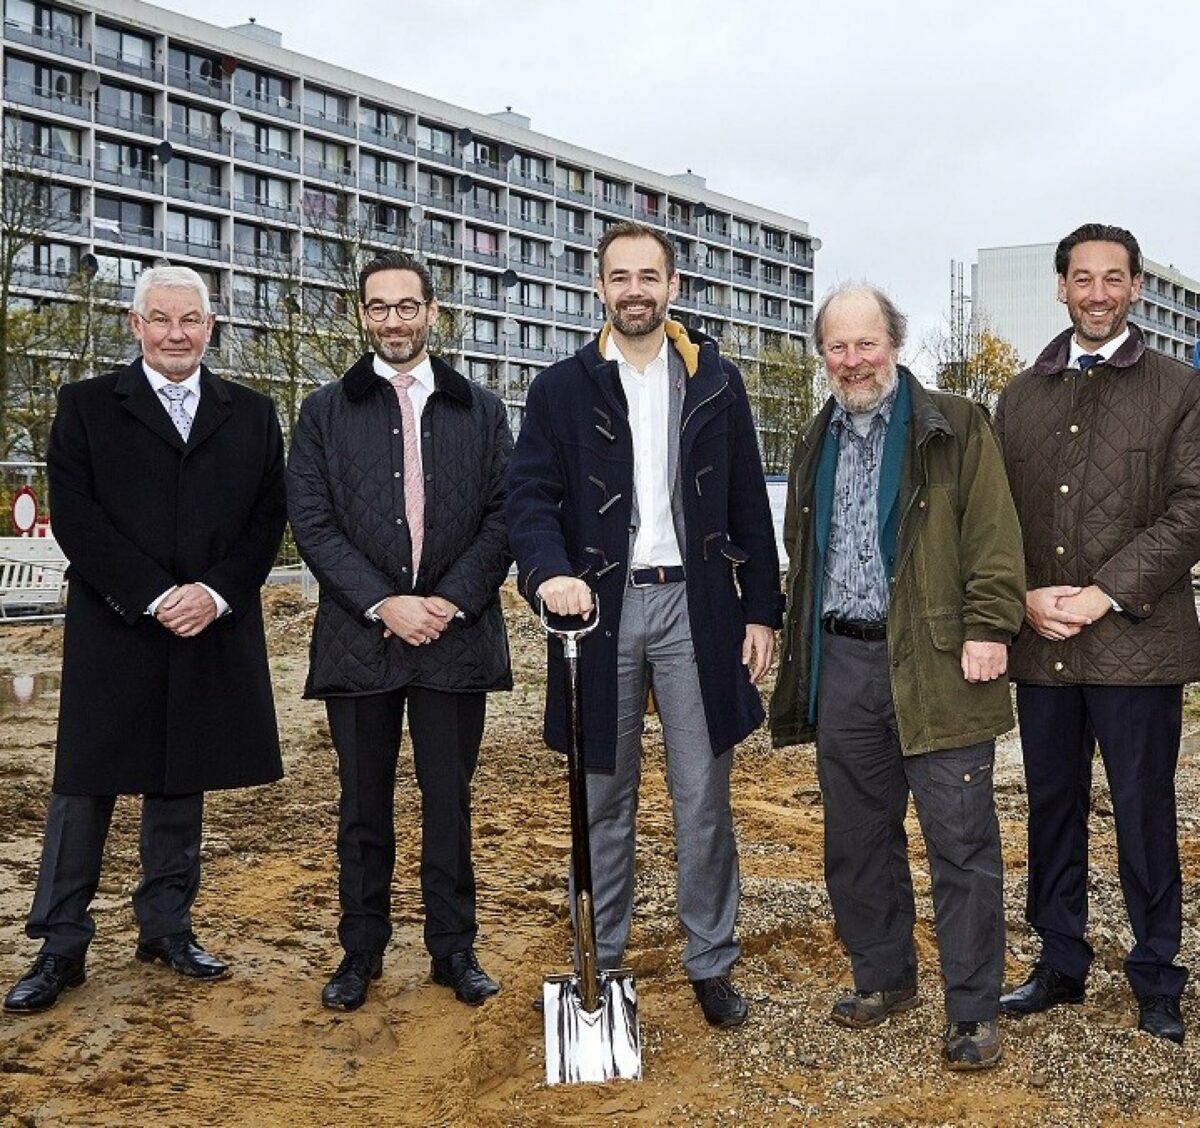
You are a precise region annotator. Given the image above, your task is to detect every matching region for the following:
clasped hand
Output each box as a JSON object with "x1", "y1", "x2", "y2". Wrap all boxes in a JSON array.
[
  {"x1": 1025, "y1": 584, "x2": 1112, "y2": 642},
  {"x1": 378, "y1": 594, "x2": 458, "y2": 646}
]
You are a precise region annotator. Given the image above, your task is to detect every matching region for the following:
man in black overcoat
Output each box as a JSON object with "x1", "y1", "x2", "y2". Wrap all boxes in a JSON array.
[
  {"x1": 4, "y1": 266, "x2": 287, "y2": 1014},
  {"x1": 287, "y1": 252, "x2": 512, "y2": 1012}
]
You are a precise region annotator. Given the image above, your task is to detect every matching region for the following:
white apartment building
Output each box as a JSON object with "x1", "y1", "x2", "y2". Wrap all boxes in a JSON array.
[
  {"x1": 0, "y1": 0, "x2": 817, "y2": 417},
  {"x1": 973, "y1": 242, "x2": 1199, "y2": 370}
]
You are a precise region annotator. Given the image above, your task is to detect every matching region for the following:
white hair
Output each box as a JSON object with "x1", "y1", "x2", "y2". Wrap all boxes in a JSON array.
[{"x1": 132, "y1": 266, "x2": 211, "y2": 317}]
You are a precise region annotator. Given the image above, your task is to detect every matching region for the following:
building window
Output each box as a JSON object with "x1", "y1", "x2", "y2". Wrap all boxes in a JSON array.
[
  {"x1": 519, "y1": 281, "x2": 546, "y2": 308},
  {"x1": 95, "y1": 23, "x2": 153, "y2": 67},
  {"x1": 5, "y1": 1, "x2": 81, "y2": 44},
  {"x1": 95, "y1": 137, "x2": 154, "y2": 178},
  {"x1": 361, "y1": 153, "x2": 407, "y2": 188},
  {"x1": 303, "y1": 87, "x2": 349, "y2": 125},
  {"x1": 239, "y1": 171, "x2": 291, "y2": 210},
  {"x1": 555, "y1": 164, "x2": 586, "y2": 194},
  {"x1": 167, "y1": 210, "x2": 219, "y2": 249},
  {"x1": 515, "y1": 237, "x2": 546, "y2": 267},
  {"x1": 468, "y1": 227, "x2": 499, "y2": 256},
  {"x1": 234, "y1": 65, "x2": 292, "y2": 109},
  {"x1": 304, "y1": 137, "x2": 350, "y2": 175},
  {"x1": 168, "y1": 46, "x2": 220, "y2": 86},
  {"x1": 465, "y1": 270, "x2": 498, "y2": 300},
  {"x1": 517, "y1": 153, "x2": 547, "y2": 182},
  {"x1": 555, "y1": 288, "x2": 585, "y2": 315},
  {"x1": 237, "y1": 120, "x2": 293, "y2": 158},
  {"x1": 472, "y1": 316, "x2": 497, "y2": 343},
  {"x1": 360, "y1": 104, "x2": 408, "y2": 141},
  {"x1": 635, "y1": 189, "x2": 659, "y2": 217},
  {"x1": 417, "y1": 122, "x2": 454, "y2": 156}
]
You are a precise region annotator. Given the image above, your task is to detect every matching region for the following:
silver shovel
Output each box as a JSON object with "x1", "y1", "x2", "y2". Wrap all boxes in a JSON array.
[{"x1": 540, "y1": 595, "x2": 642, "y2": 1085}]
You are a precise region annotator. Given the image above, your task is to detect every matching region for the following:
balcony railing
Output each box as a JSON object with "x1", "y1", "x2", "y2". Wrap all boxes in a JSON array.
[
  {"x1": 554, "y1": 183, "x2": 592, "y2": 204},
  {"x1": 416, "y1": 144, "x2": 461, "y2": 168},
  {"x1": 166, "y1": 235, "x2": 227, "y2": 261},
  {"x1": 554, "y1": 307, "x2": 594, "y2": 328},
  {"x1": 509, "y1": 211, "x2": 551, "y2": 234},
  {"x1": 23, "y1": 147, "x2": 90, "y2": 178},
  {"x1": 233, "y1": 195, "x2": 294, "y2": 223},
  {"x1": 166, "y1": 178, "x2": 230, "y2": 209},
  {"x1": 166, "y1": 65, "x2": 228, "y2": 101},
  {"x1": 232, "y1": 246, "x2": 293, "y2": 270},
  {"x1": 464, "y1": 338, "x2": 503, "y2": 355},
  {"x1": 94, "y1": 104, "x2": 161, "y2": 138},
  {"x1": 417, "y1": 190, "x2": 457, "y2": 210},
  {"x1": 232, "y1": 85, "x2": 300, "y2": 122},
  {"x1": 464, "y1": 159, "x2": 504, "y2": 182},
  {"x1": 12, "y1": 265, "x2": 74, "y2": 292},
  {"x1": 167, "y1": 125, "x2": 228, "y2": 156},
  {"x1": 363, "y1": 178, "x2": 414, "y2": 202},
  {"x1": 360, "y1": 125, "x2": 416, "y2": 155},
  {"x1": 507, "y1": 302, "x2": 551, "y2": 319},
  {"x1": 304, "y1": 159, "x2": 356, "y2": 187},
  {"x1": 510, "y1": 169, "x2": 553, "y2": 193},
  {"x1": 465, "y1": 200, "x2": 506, "y2": 223},
  {"x1": 463, "y1": 246, "x2": 506, "y2": 267},
  {"x1": 3, "y1": 78, "x2": 88, "y2": 120},
  {"x1": 233, "y1": 137, "x2": 300, "y2": 172},
  {"x1": 3, "y1": 18, "x2": 89, "y2": 61},
  {"x1": 513, "y1": 258, "x2": 553, "y2": 279},
  {"x1": 93, "y1": 219, "x2": 161, "y2": 249},
  {"x1": 94, "y1": 47, "x2": 163, "y2": 83},
  {"x1": 94, "y1": 163, "x2": 158, "y2": 191},
  {"x1": 668, "y1": 214, "x2": 699, "y2": 235},
  {"x1": 303, "y1": 110, "x2": 355, "y2": 138}
]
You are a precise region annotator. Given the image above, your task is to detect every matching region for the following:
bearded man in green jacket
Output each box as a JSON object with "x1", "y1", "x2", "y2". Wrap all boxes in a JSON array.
[{"x1": 770, "y1": 283, "x2": 1025, "y2": 1070}]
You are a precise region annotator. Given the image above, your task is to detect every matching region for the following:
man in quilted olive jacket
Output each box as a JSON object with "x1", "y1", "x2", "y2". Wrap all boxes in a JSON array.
[{"x1": 994, "y1": 224, "x2": 1200, "y2": 1045}]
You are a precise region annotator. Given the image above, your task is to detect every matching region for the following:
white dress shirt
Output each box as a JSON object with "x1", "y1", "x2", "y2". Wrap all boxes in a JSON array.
[
  {"x1": 605, "y1": 333, "x2": 682, "y2": 569},
  {"x1": 1069, "y1": 327, "x2": 1130, "y2": 369},
  {"x1": 373, "y1": 351, "x2": 435, "y2": 475},
  {"x1": 142, "y1": 361, "x2": 228, "y2": 617}
]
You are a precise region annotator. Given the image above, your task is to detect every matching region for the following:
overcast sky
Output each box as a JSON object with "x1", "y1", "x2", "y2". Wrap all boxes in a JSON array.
[{"x1": 165, "y1": 0, "x2": 1199, "y2": 373}]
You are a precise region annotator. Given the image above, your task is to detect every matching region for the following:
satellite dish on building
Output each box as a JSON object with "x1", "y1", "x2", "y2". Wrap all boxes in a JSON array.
[
  {"x1": 692, "y1": 202, "x2": 707, "y2": 219},
  {"x1": 78, "y1": 253, "x2": 99, "y2": 278},
  {"x1": 457, "y1": 174, "x2": 475, "y2": 193},
  {"x1": 80, "y1": 70, "x2": 100, "y2": 95},
  {"x1": 220, "y1": 108, "x2": 241, "y2": 132},
  {"x1": 409, "y1": 205, "x2": 426, "y2": 225},
  {"x1": 154, "y1": 141, "x2": 174, "y2": 165},
  {"x1": 499, "y1": 144, "x2": 515, "y2": 163},
  {"x1": 549, "y1": 239, "x2": 565, "y2": 259},
  {"x1": 810, "y1": 237, "x2": 823, "y2": 252},
  {"x1": 502, "y1": 317, "x2": 518, "y2": 337},
  {"x1": 501, "y1": 269, "x2": 519, "y2": 288},
  {"x1": 456, "y1": 127, "x2": 473, "y2": 146},
  {"x1": 693, "y1": 277, "x2": 709, "y2": 293},
  {"x1": 220, "y1": 55, "x2": 239, "y2": 76}
]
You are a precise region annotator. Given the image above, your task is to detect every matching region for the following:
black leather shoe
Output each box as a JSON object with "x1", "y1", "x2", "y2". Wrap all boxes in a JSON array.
[
  {"x1": 692, "y1": 975, "x2": 748, "y2": 1027},
  {"x1": 431, "y1": 949, "x2": 499, "y2": 1006},
  {"x1": 322, "y1": 952, "x2": 383, "y2": 1011},
  {"x1": 135, "y1": 931, "x2": 229, "y2": 980},
  {"x1": 3, "y1": 952, "x2": 86, "y2": 1014},
  {"x1": 998, "y1": 965, "x2": 1085, "y2": 1015},
  {"x1": 1138, "y1": 994, "x2": 1184, "y2": 1044}
]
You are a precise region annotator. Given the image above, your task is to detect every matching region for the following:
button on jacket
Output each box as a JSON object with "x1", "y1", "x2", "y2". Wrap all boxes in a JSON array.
[{"x1": 994, "y1": 323, "x2": 1200, "y2": 685}]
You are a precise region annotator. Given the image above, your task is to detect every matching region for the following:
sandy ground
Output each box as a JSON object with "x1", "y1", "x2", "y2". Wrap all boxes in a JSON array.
[{"x1": 0, "y1": 585, "x2": 1198, "y2": 1127}]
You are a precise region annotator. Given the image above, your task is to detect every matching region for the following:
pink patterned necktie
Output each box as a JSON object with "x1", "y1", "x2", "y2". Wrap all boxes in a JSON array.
[{"x1": 390, "y1": 373, "x2": 424, "y2": 575}]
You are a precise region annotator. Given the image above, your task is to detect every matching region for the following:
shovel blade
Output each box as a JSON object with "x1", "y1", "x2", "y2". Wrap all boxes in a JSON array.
[{"x1": 543, "y1": 970, "x2": 642, "y2": 1085}]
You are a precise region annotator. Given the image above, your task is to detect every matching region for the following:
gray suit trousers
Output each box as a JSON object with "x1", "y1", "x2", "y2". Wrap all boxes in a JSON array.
[
  {"x1": 816, "y1": 630, "x2": 1004, "y2": 1022},
  {"x1": 584, "y1": 582, "x2": 740, "y2": 980}
]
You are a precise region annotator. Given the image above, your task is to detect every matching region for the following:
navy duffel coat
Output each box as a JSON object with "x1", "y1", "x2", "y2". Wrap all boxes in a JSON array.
[{"x1": 507, "y1": 323, "x2": 783, "y2": 770}]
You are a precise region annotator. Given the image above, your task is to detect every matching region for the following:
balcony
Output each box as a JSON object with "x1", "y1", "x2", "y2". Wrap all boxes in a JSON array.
[
  {"x1": 166, "y1": 235, "x2": 227, "y2": 261},
  {"x1": 789, "y1": 283, "x2": 814, "y2": 303},
  {"x1": 3, "y1": 78, "x2": 89, "y2": 120},
  {"x1": 595, "y1": 196, "x2": 633, "y2": 219},
  {"x1": 464, "y1": 338, "x2": 503, "y2": 355},
  {"x1": 509, "y1": 342, "x2": 554, "y2": 362},
  {"x1": 232, "y1": 85, "x2": 300, "y2": 122},
  {"x1": 463, "y1": 292, "x2": 503, "y2": 312},
  {"x1": 556, "y1": 262, "x2": 592, "y2": 282},
  {"x1": 759, "y1": 274, "x2": 788, "y2": 295},
  {"x1": 463, "y1": 245, "x2": 505, "y2": 268},
  {"x1": 465, "y1": 158, "x2": 504, "y2": 182},
  {"x1": 233, "y1": 137, "x2": 300, "y2": 172},
  {"x1": 233, "y1": 195, "x2": 294, "y2": 223},
  {"x1": 166, "y1": 177, "x2": 230, "y2": 209},
  {"x1": 554, "y1": 183, "x2": 592, "y2": 205},
  {"x1": 759, "y1": 311, "x2": 789, "y2": 329},
  {"x1": 513, "y1": 257, "x2": 553, "y2": 279},
  {"x1": 304, "y1": 159, "x2": 356, "y2": 188},
  {"x1": 3, "y1": 18, "x2": 89, "y2": 62},
  {"x1": 232, "y1": 246, "x2": 293, "y2": 270},
  {"x1": 731, "y1": 234, "x2": 759, "y2": 253},
  {"x1": 23, "y1": 146, "x2": 90, "y2": 178},
  {"x1": 554, "y1": 307, "x2": 594, "y2": 328},
  {"x1": 94, "y1": 163, "x2": 158, "y2": 191},
  {"x1": 11, "y1": 265, "x2": 73, "y2": 292},
  {"x1": 303, "y1": 110, "x2": 355, "y2": 138},
  {"x1": 789, "y1": 246, "x2": 815, "y2": 268},
  {"x1": 94, "y1": 103, "x2": 161, "y2": 138},
  {"x1": 558, "y1": 225, "x2": 591, "y2": 247},
  {"x1": 167, "y1": 125, "x2": 229, "y2": 156},
  {"x1": 465, "y1": 200, "x2": 505, "y2": 223},
  {"x1": 416, "y1": 143, "x2": 461, "y2": 168},
  {"x1": 510, "y1": 169, "x2": 553, "y2": 194},
  {"x1": 634, "y1": 206, "x2": 664, "y2": 226},
  {"x1": 422, "y1": 238, "x2": 463, "y2": 261},
  {"x1": 92, "y1": 219, "x2": 161, "y2": 250},
  {"x1": 760, "y1": 240, "x2": 788, "y2": 261},
  {"x1": 789, "y1": 317, "x2": 811, "y2": 334},
  {"x1": 507, "y1": 302, "x2": 551, "y2": 320},
  {"x1": 166, "y1": 65, "x2": 228, "y2": 102},
  {"x1": 509, "y1": 211, "x2": 551, "y2": 235},
  {"x1": 363, "y1": 177, "x2": 414, "y2": 203},
  {"x1": 360, "y1": 125, "x2": 416, "y2": 155},
  {"x1": 417, "y1": 190, "x2": 457, "y2": 211},
  {"x1": 94, "y1": 47, "x2": 163, "y2": 83}
]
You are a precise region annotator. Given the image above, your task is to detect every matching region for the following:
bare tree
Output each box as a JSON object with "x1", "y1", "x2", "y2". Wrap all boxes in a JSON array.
[{"x1": 921, "y1": 322, "x2": 1023, "y2": 411}]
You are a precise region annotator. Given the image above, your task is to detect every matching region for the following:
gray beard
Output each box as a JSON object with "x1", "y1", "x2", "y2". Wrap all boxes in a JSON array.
[
  {"x1": 829, "y1": 361, "x2": 899, "y2": 414},
  {"x1": 373, "y1": 332, "x2": 426, "y2": 365},
  {"x1": 610, "y1": 305, "x2": 666, "y2": 338}
]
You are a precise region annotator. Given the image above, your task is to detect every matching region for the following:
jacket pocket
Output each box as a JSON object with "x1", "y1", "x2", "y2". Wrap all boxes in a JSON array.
[{"x1": 926, "y1": 612, "x2": 964, "y2": 652}]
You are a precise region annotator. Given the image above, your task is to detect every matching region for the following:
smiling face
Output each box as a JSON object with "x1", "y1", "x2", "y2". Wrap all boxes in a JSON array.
[
  {"x1": 1057, "y1": 239, "x2": 1142, "y2": 348},
  {"x1": 820, "y1": 290, "x2": 899, "y2": 413},
  {"x1": 360, "y1": 268, "x2": 438, "y2": 370},
  {"x1": 128, "y1": 286, "x2": 214, "y2": 381},
  {"x1": 595, "y1": 235, "x2": 679, "y2": 341}
]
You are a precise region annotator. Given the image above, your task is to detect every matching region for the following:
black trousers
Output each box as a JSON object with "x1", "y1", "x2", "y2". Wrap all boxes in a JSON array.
[
  {"x1": 325, "y1": 687, "x2": 486, "y2": 959},
  {"x1": 1016, "y1": 683, "x2": 1187, "y2": 998},
  {"x1": 26, "y1": 792, "x2": 204, "y2": 961},
  {"x1": 817, "y1": 632, "x2": 1005, "y2": 1022}
]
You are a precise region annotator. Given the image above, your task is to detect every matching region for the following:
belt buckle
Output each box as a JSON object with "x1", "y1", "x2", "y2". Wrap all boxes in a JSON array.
[{"x1": 629, "y1": 565, "x2": 665, "y2": 589}]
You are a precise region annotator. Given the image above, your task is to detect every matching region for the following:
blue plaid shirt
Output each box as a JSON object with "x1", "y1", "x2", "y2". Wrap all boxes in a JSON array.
[{"x1": 821, "y1": 385, "x2": 898, "y2": 621}]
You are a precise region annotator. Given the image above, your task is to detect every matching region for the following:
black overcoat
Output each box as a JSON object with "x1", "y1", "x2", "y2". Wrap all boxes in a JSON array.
[
  {"x1": 506, "y1": 326, "x2": 784, "y2": 771},
  {"x1": 48, "y1": 359, "x2": 287, "y2": 796},
  {"x1": 286, "y1": 354, "x2": 513, "y2": 697}
]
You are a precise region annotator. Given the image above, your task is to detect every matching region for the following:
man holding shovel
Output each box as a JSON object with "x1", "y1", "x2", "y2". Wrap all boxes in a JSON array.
[{"x1": 508, "y1": 221, "x2": 782, "y2": 1027}]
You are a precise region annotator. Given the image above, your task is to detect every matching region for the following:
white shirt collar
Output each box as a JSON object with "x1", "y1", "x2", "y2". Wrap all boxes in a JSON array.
[
  {"x1": 373, "y1": 351, "x2": 436, "y2": 392},
  {"x1": 1069, "y1": 327, "x2": 1130, "y2": 368},
  {"x1": 604, "y1": 331, "x2": 669, "y2": 375},
  {"x1": 142, "y1": 360, "x2": 201, "y2": 398}
]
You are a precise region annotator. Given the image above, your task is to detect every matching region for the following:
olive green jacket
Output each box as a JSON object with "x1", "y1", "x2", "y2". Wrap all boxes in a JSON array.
[{"x1": 769, "y1": 373, "x2": 1026, "y2": 753}]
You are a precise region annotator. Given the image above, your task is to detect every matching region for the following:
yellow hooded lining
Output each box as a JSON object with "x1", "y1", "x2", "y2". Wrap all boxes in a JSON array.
[{"x1": 597, "y1": 318, "x2": 699, "y2": 377}]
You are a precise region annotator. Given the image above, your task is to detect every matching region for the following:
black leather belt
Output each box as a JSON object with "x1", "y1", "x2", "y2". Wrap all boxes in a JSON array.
[
  {"x1": 823, "y1": 615, "x2": 887, "y2": 642},
  {"x1": 629, "y1": 565, "x2": 686, "y2": 587}
]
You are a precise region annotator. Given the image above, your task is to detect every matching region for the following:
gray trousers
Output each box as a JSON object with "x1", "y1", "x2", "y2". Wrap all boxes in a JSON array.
[
  {"x1": 585, "y1": 582, "x2": 740, "y2": 981},
  {"x1": 26, "y1": 792, "x2": 204, "y2": 961},
  {"x1": 816, "y1": 631, "x2": 1004, "y2": 1022}
]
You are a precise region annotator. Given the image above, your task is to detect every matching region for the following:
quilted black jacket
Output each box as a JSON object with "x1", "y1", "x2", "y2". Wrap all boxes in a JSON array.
[
  {"x1": 287, "y1": 353, "x2": 513, "y2": 697},
  {"x1": 995, "y1": 325, "x2": 1200, "y2": 685}
]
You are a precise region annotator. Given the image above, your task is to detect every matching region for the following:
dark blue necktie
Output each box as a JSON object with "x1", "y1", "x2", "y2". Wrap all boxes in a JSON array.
[{"x1": 1077, "y1": 354, "x2": 1102, "y2": 371}]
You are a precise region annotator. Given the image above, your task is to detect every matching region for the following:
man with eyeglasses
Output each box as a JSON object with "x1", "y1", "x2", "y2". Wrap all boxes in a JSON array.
[
  {"x1": 288, "y1": 251, "x2": 513, "y2": 1012},
  {"x1": 4, "y1": 265, "x2": 287, "y2": 1015}
]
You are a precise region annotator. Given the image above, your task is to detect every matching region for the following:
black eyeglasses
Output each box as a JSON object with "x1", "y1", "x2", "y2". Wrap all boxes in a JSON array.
[{"x1": 363, "y1": 299, "x2": 427, "y2": 322}]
